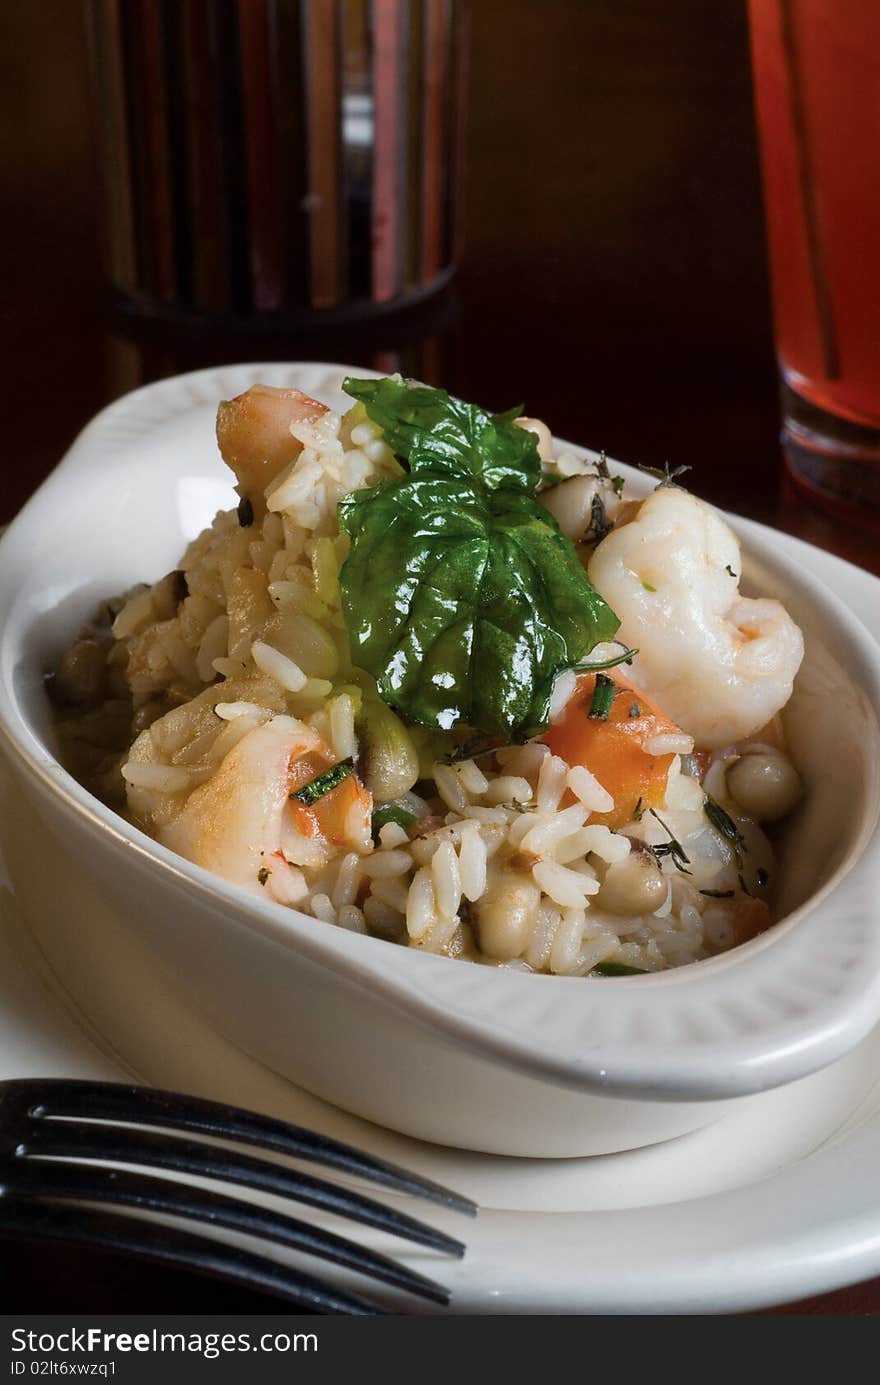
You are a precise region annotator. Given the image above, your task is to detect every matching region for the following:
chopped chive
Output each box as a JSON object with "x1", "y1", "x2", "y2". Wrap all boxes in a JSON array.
[
  {"x1": 700, "y1": 888, "x2": 735, "y2": 899},
  {"x1": 629, "y1": 701, "x2": 641, "y2": 718},
  {"x1": 291, "y1": 757, "x2": 355, "y2": 805},
  {"x1": 725, "y1": 565, "x2": 737, "y2": 578},
  {"x1": 592, "y1": 961, "x2": 649, "y2": 977},
  {"x1": 257, "y1": 866, "x2": 270, "y2": 886},
  {"x1": 572, "y1": 646, "x2": 639, "y2": 674},
  {"x1": 237, "y1": 496, "x2": 254, "y2": 527},
  {"x1": 738, "y1": 871, "x2": 752, "y2": 897},
  {"x1": 611, "y1": 474, "x2": 625, "y2": 497},
  {"x1": 372, "y1": 804, "x2": 417, "y2": 835},
  {"x1": 633, "y1": 796, "x2": 644, "y2": 821},
  {"x1": 642, "y1": 580, "x2": 657, "y2": 592},
  {"x1": 588, "y1": 673, "x2": 616, "y2": 720}
]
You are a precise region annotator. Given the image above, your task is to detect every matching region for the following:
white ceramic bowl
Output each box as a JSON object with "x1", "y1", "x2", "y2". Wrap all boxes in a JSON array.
[{"x1": 2, "y1": 362, "x2": 880, "y2": 1158}]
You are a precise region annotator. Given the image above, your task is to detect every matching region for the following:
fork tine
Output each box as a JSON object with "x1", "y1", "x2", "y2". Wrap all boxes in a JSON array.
[
  {"x1": 12, "y1": 1080, "x2": 476, "y2": 1215},
  {"x1": 0, "y1": 1196, "x2": 381, "y2": 1314},
  {"x1": 8, "y1": 1161, "x2": 451, "y2": 1305},
  {"x1": 18, "y1": 1120, "x2": 466, "y2": 1256}
]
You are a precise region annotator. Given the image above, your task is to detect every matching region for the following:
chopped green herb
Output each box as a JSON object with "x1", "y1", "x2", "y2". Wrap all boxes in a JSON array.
[
  {"x1": 338, "y1": 377, "x2": 620, "y2": 739},
  {"x1": 237, "y1": 496, "x2": 254, "y2": 527},
  {"x1": 642, "y1": 580, "x2": 657, "y2": 592},
  {"x1": 647, "y1": 809, "x2": 692, "y2": 873},
  {"x1": 633, "y1": 796, "x2": 644, "y2": 821},
  {"x1": 756, "y1": 867, "x2": 769, "y2": 888},
  {"x1": 737, "y1": 871, "x2": 752, "y2": 896},
  {"x1": 572, "y1": 646, "x2": 639, "y2": 674},
  {"x1": 257, "y1": 866, "x2": 270, "y2": 886},
  {"x1": 291, "y1": 757, "x2": 355, "y2": 806},
  {"x1": 704, "y1": 795, "x2": 746, "y2": 864},
  {"x1": 592, "y1": 961, "x2": 649, "y2": 977},
  {"x1": 593, "y1": 453, "x2": 626, "y2": 497},
  {"x1": 439, "y1": 734, "x2": 505, "y2": 765},
  {"x1": 725, "y1": 564, "x2": 737, "y2": 578},
  {"x1": 638, "y1": 462, "x2": 692, "y2": 489},
  {"x1": 588, "y1": 673, "x2": 616, "y2": 720},
  {"x1": 629, "y1": 701, "x2": 641, "y2": 718},
  {"x1": 371, "y1": 804, "x2": 417, "y2": 835},
  {"x1": 588, "y1": 492, "x2": 611, "y2": 545},
  {"x1": 700, "y1": 888, "x2": 735, "y2": 899}
]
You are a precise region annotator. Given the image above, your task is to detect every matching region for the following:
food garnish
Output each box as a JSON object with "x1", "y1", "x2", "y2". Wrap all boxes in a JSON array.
[
  {"x1": 637, "y1": 462, "x2": 692, "y2": 488},
  {"x1": 704, "y1": 795, "x2": 746, "y2": 863},
  {"x1": 571, "y1": 645, "x2": 639, "y2": 674},
  {"x1": 337, "y1": 377, "x2": 620, "y2": 739},
  {"x1": 587, "y1": 493, "x2": 612, "y2": 544},
  {"x1": 371, "y1": 804, "x2": 417, "y2": 834},
  {"x1": 588, "y1": 673, "x2": 616, "y2": 721},
  {"x1": 646, "y1": 809, "x2": 692, "y2": 873},
  {"x1": 592, "y1": 961, "x2": 649, "y2": 976},
  {"x1": 290, "y1": 758, "x2": 355, "y2": 806}
]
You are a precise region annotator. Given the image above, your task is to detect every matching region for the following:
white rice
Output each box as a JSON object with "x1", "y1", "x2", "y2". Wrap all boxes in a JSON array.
[
  {"x1": 566, "y1": 764, "x2": 614, "y2": 814},
  {"x1": 250, "y1": 641, "x2": 308, "y2": 692}
]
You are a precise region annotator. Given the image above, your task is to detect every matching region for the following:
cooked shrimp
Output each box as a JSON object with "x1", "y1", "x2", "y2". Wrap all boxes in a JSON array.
[
  {"x1": 587, "y1": 487, "x2": 804, "y2": 748},
  {"x1": 125, "y1": 712, "x2": 372, "y2": 904},
  {"x1": 216, "y1": 384, "x2": 328, "y2": 514},
  {"x1": 158, "y1": 715, "x2": 323, "y2": 902}
]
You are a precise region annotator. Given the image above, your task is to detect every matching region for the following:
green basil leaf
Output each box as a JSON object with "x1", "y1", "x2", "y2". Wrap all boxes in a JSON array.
[
  {"x1": 338, "y1": 379, "x2": 620, "y2": 739},
  {"x1": 343, "y1": 376, "x2": 541, "y2": 491}
]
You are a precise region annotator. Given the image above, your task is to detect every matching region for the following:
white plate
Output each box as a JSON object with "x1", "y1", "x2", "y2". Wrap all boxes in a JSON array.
[{"x1": 2, "y1": 462, "x2": 880, "y2": 1311}]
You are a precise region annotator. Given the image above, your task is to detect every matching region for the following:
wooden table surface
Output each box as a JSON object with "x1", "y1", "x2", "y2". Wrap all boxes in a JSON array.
[{"x1": 2, "y1": 0, "x2": 878, "y2": 1314}]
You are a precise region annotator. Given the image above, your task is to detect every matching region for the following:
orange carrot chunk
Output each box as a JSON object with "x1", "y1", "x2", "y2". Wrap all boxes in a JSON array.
[{"x1": 542, "y1": 668, "x2": 682, "y2": 829}]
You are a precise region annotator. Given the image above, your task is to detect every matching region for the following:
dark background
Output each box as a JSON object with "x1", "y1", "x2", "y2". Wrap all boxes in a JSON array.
[{"x1": 2, "y1": 0, "x2": 878, "y2": 1314}]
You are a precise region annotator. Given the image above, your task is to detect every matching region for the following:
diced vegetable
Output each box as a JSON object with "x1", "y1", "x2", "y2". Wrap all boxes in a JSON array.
[{"x1": 542, "y1": 668, "x2": 681, "y2": 829}]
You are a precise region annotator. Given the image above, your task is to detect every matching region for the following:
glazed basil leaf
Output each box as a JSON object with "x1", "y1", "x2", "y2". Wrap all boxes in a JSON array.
[
  {"x1": 338, "y1": 378, "x2": 620, "y2": 739},
  {"x1": 343, "y1": 375, "x2": 541, "y2": 492}
]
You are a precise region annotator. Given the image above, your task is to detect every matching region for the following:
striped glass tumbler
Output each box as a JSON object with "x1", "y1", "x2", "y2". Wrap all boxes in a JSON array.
[{"x1": 86, "y1": 0, "x2": 468, "y2": 324}]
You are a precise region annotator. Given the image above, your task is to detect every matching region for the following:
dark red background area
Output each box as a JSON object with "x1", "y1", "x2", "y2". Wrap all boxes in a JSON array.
[{"x1": 1, "y1": 0, "x2": 878, "y2": 1314}]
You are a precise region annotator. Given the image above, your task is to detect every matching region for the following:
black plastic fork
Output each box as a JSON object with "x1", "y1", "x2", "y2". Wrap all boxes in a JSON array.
[{"x1": 0, "y1": 1079, "x2": 476, "y2": 1314}]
